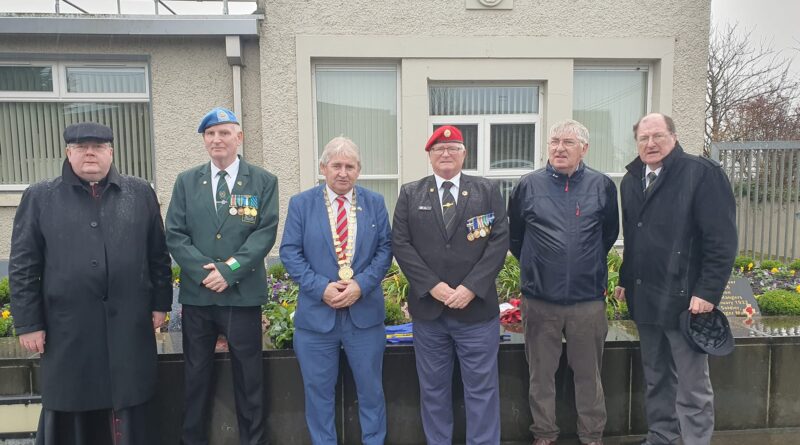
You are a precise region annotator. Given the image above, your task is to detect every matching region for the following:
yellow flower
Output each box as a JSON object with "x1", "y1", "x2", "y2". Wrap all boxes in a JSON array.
[
  {"x1": 281, "y1": 301, "x2": 289, "y2": 308},
  {"x1": 796, "y1": 284, "x2": 800, "y2": 293},
  {"x1": 748, "y1": 263, "x2": 754, "y2": 270},
  {"x1": 1, "y1": 310, "x2": 9, "y2": 319},
  {"x1": 771, "y1": 267, "x2": 779, "y2": 273}
]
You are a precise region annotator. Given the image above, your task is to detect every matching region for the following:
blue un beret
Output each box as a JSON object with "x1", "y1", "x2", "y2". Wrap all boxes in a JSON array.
[
  {"x1": 63, "y1": 122, "x2": 114, "y2": 144},
  {"x1": 197, "y1": 107, "x2": 239, "y2": 133}
]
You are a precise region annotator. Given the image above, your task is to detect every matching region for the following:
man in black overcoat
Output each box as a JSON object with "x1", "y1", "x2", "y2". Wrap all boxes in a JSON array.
[
  {"x1": 615, "y1": 113, "x2": 737, "y2": 445},
  {"x1": 9, "y1": 122, "x2": 173, "y2": 444}
]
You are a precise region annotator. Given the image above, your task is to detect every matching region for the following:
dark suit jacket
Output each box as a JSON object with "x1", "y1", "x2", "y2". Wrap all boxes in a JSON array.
[
  {"x1": 392, "y1": 174, "x2": 509, "y2": 322},
  {"x1": 279, "y1": 185, "x2": 392, "y2": 333},
  {"x1": 166, "y1": 157, "x2": 279, "y2": 307}
]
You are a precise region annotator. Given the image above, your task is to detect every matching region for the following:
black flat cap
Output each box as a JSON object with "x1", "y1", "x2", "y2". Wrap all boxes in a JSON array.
[
  {"x1": 679, "y1": 308, "x2": 735, "y2": 356},
  {"x1": 63, "y1": 122, "x2": 114, "y2": 144}
]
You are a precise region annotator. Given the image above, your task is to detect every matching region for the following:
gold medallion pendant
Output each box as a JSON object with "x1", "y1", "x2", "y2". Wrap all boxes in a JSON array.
[{"x1": 338, "y1": 265, "x2": 354, "y2": 281}]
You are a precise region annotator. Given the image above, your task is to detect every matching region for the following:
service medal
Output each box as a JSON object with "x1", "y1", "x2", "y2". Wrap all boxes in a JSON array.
[
  {"x1": 339, "y1": 265, "x2": 354, "y2": 280},
  {"x1": 228, "y1": 207, "x2": 238, "y2": 216},
  {"x1": 251, "y1": 208, "x2": 257, "y2": 216},
  {"x1": 237, "y1": 207, "x2": 244, "y2": 215},
  {"x1": 479, "y1": 228, "x2": 487, "y2": 237},
  {"x1": 467, "y1": 232, "x2": 475, "y2": 241}
]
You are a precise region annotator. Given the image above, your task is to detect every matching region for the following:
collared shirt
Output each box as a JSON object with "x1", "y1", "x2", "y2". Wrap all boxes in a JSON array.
[
  {"x1": 644, "y1": 165, "x2": 663, "y2": 189},
  {"x1": 434, "y1": 172, "x2": 462, "y2": 209},
  {"x1": 325, "y1": 185, "x2": 357, "y2": 255},
  {"x1": 210, "y1": 157, "x2": 240, "y2": 205}
]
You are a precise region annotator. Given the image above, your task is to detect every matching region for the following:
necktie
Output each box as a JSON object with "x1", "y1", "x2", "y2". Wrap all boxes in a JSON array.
[
  {"x1": 336, "y1": 195, "x2": 348, "y2": 260},
  {"x1": 441, "y1": 181, "x2": 456, "y2": 229},
  {"x1": 216, "y1": 170, "x2": 229, "y2": 216},
  {"x1": 644, "y1": 171, "x2": 657, "y2": 198}
]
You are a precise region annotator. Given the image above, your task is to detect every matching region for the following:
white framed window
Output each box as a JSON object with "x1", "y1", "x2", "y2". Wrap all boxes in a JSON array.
[
  {"x1": 429, "y1": 84, "x2": 542, "y2": 202},
  {"x1": 573, "y1": 63, "x2": 651, "y2": 244},
  {"x1": 312, "y1": 63, "x2": 400, "y2": 216},
  {"x1": 572, "y1": 63, "x2": 651, "y2": 177},
  {"x1": 0, "y1": 60, "x2": 152, "y2": 189}
]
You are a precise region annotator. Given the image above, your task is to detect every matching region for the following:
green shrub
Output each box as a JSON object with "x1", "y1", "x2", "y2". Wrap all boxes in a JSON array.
[
  {"x1": 0, "y1": 277, "x2": 9, "y2": 306},
  {"x1": 759, "y1": 259, "x2": 784, "y2": 270},
  {"x1": 171, "y1": 266, "x2": 181, "y2": 284},
  {"x1": 734, "y1": 256, "x2": 755, "y2": 270},
  {"x1": 384, "y1": 299, "x2": 406, "y2": 326},
  {"x1": 496, "y1": 255, "x2": 521, "y2": 301},
  {"x1": 267, "y1": 262, "x2": 287, "y2": 281},
  {"x1": 382, "y1": 264, "x2": 408, "y2": 304},
  {"x1": 606, "y1": 298, "x2": 629, "y2": 320},
  {"x1": 789, "y1": 259, "x2": 800, "y2": 271},
  {"x1": 758, "y1": 289, "x2": 800, "y2": 315},
  {"x1": 607, "y1": 249, "x2": 622, "y2": 273},
  {"x1": 0, "y1": 304, "x2": 13, "y2": 337}
]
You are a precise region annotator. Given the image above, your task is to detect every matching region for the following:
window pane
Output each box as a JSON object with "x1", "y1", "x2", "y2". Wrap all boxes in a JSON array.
[
  {"x1": 315, "y1": 68, "x2": 398, "y2": 175},
  {"x1": 429, "y1": 86, "x2": 538, "y2": 115},
  {"x1": 490, "y1": 178, "x2": 518, "y2": 207},
  {"x1": 489, "y1": 123, "x2": 535, "y2": 169},
  {"x1": 66, "y1": 66, "x2": 147, "y2": 94},
  {"x1": 0, "y1": 66, "x2": 53, "y2": 92},
  {"x1": 358, "y1": 179, "x2": 398, "y2": 221},
  {"x1": 573, "y1": 70, "x2": 647, "y2": 173},
  {"x1": 0, "y1": 102, "x2": 153, "y2": 184},
  {"x1": 433, "y1": 124, "x2": 477, "y2": 170}
]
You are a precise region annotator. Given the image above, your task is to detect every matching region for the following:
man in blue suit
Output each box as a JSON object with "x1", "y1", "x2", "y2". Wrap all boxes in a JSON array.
[{"x1": 280, "y1": 136, "x2": 393, "y2": 445}]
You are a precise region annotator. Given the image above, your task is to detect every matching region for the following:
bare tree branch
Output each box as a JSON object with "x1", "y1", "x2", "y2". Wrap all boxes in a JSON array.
[{"x1": 705, "y1": 23, "x2": 800, "y2": 155}]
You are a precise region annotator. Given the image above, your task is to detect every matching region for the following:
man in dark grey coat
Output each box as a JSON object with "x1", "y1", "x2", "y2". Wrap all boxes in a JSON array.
[
  {"x1": 10, "y1": 122, "x2": 173, "y2": 444},
  {"x1": 614, "y1": 113, "x2": 737, "y2": 445},
  {"x1": 392, "y1": 125, "x2": 509, "y2": 445}
]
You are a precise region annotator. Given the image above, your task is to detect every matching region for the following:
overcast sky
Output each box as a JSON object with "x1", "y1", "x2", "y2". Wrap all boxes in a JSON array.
[
  {"x1": 711, "y1": 0, "x2": 800, "y2": 80},
  {"x1": 1, "y1": 0, "x2": 798, "y2": 79}
]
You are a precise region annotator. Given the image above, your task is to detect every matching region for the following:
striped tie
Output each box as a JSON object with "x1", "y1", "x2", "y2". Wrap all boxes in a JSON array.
[
  {"x1": 336, "y1": 195, "x2": 348, "y2": 259},
  {"x1": 441, "y1": 181, "x2": 456, "y2": 229}
]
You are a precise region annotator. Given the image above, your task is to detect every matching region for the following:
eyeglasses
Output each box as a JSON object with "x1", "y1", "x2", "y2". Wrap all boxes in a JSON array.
[
  {"x1": 548, "y1": 138, "x2": 581, "y2": 150},
  {"x1": 430, "y1": 146, "x2": 465, "y2": 155},
  {"x1": 636, "y1": 133, "x2": 672, "y2": 146},
  {"x1": 68, "y1": 143, "x2": 111, "y2": 153}
]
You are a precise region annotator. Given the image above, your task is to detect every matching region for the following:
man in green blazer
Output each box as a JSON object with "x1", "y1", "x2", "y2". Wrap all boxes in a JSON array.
[{"x1": 166, "y1": 107, "x2": 279, "y2": 445}]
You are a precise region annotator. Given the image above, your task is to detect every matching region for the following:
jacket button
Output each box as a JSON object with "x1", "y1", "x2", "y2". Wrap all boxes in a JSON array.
[
  {"x1": 216, "y1": 234, "x2": 222, "y2": 240},
  {"x1": 637, "y1": 222, "x2": 643, "y2": 227},
  {"x1": 90, "y1": 221, "x2": 98, "y2": 228},
  {"x1": 635, "y1": 279, "x2": 642, "y2": 285},
  {"x1": 90, "y1": 260, "x2": 98, "y2": 267}
]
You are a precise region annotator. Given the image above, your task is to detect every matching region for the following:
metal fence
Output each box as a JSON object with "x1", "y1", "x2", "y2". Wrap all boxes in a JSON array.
[{"x1": 713, "y1": 141, "x2": 800, "y2": 262}]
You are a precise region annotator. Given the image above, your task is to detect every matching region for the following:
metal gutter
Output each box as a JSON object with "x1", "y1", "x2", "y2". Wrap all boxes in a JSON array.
[{"x1": 0, "y1": 14, "x2": 262, "y2": 36}]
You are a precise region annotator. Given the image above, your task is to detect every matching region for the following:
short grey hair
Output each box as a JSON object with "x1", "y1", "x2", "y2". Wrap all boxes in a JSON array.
[
  {"x1": 548, "y1": 119, "x2": 589, "y2": 145},
  {"x1": 319, "y1": 136, "x2": 361, "y2": 168}
]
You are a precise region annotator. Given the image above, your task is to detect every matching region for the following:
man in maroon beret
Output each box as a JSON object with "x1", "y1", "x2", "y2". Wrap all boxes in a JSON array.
[{"x1": 392, "y1": 125, "x2": 509, "y2": 445}]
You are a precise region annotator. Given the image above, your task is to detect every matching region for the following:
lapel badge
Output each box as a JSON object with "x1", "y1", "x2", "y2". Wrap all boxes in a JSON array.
[
  {"x1": 462, "y1": 190, "x2": 468, "y2": 196},
  {"x1": 429, "y1": 187, "x2": 435, "y2": 193},
  {"x1": 237, "y1": 181, "x2": 243, "y2": 186},
  {"x1": 203, "y1": 180, "x2": 208, "y2": 185}
]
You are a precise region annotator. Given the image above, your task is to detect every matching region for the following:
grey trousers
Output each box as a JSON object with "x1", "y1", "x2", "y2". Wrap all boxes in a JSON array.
[
  {"x1": 636, "y1": 323, "x2": 714, "y2": 445},
  {"x1": 522, "y1": 298, "x2": 608, "y2": 443}
]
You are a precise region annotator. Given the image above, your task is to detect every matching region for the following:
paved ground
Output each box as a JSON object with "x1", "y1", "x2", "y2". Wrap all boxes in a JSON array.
[
  {"x1": 503, "y1": 428, "x2": 800, "y2": 444},
  {"x1": 4, "y1": 429, "x2": 800, "y2": 444}
]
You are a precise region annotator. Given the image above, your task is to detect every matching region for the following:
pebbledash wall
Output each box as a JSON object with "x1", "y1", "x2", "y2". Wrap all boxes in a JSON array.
[{"x1": 0, "y1": 0, "x2": 711, "y2": 260}]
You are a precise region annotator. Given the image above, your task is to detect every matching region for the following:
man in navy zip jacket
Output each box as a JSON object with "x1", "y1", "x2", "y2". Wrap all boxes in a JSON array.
[{"x1": 508, "y1": 119, "x2": 619, "y2": 445}]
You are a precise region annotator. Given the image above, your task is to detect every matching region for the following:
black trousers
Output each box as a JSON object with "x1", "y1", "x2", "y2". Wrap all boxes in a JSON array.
[
  {"x1": 36, "y1": 402, "x2": 151, "y2": 445},
  {"x1": 180, "y1": 304, "x2": 267, "y2": 445}
]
